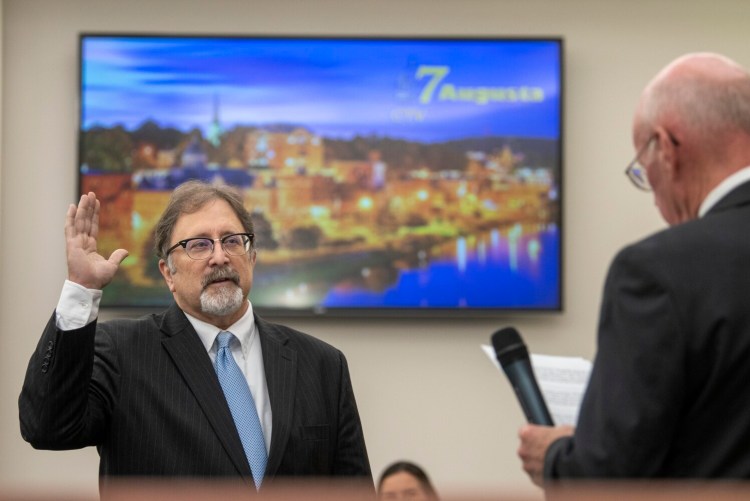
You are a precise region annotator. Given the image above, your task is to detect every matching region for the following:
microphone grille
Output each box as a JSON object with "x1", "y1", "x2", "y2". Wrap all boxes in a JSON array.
[{"x1": 491, "y1": 327, "x2": 528, "y2": 366}]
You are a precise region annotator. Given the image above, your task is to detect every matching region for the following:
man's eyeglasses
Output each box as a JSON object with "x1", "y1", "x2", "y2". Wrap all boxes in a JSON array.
[
  {"x1": 624, "y1": 135, "x2": 657, "y2": 192},
  {"x1": 624, "y1": 133, "x2": 680, "y2": 192},
  {"x1": 166, "y1": 233, "x2": 254, "y2": 260}
]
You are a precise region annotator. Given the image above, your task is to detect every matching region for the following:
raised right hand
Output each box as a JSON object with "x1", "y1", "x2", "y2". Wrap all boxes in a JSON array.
[{"x1": 65, "y1": 192, "x2": 129, "y2": 290}]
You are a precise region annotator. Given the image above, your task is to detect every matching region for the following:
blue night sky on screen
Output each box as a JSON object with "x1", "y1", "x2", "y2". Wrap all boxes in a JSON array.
[{"x1": 81, "y1": 36, "x2": 561, "y2": 143}]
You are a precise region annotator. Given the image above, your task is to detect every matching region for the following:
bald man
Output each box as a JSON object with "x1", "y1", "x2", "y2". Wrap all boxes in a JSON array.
[{"x1": 518, "y1": 52, "x2": 750, "y2": 484}]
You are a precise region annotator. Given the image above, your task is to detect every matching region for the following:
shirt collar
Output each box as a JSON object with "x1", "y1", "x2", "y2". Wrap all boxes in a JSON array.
[
  {"x1": 184, "y1": 300, "x2": 256, "y2": 355},
  {"x1": 698, "y1": 166, "x2": 750, "y2": 217}
]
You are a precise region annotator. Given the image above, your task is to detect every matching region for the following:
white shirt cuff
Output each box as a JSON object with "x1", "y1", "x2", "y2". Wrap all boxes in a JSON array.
[{"x1": 55, "y1": 279, "x2": 103, "y2": 330}]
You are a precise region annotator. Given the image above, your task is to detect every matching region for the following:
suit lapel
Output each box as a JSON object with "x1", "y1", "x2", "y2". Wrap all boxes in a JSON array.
[
  {"x1": 159, "y1": 304, "x2": 253, "y2": 483},
  {"x1": 256, "y1": 315, "x2": 297, "y2": 478}
]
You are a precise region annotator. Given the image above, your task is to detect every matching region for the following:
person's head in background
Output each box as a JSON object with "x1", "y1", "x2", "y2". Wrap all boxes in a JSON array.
[{"x1": 377, "y1": 461, "x2": 438, "y2": 500}]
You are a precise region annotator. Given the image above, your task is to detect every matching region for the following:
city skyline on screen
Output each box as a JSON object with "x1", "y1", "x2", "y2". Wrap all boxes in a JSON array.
[{"x1": 78, "y1": 34, "x2": 563, "y2": 314}]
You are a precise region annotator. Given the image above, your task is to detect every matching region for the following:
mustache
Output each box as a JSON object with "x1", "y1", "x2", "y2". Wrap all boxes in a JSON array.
[{"x1": 201, "y1": 267, "x2": 240, "y2": 289}]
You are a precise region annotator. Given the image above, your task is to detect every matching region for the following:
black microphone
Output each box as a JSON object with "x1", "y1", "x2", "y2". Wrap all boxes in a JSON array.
[{"x1": 491, "y1": 327, "x2": 554, "y2": 426}]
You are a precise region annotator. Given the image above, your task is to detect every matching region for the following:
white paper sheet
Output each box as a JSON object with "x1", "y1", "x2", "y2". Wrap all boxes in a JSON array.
[{"x1": 482, "y1": 345, "x2": 592, "y2": 426}]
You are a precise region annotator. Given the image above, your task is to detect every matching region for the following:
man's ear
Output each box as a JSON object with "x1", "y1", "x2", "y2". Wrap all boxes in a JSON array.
[
  {"x1": 655, "y1": 127, "x2": 680, "y2": 179},
  {"x1": 158, "y1": 259, "x2": 176, "y2": 292}
]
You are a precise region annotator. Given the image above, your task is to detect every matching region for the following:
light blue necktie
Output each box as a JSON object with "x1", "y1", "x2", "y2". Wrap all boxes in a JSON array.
[{"x1": 215, "y1": 331, "x2": 267, "y2": 489}]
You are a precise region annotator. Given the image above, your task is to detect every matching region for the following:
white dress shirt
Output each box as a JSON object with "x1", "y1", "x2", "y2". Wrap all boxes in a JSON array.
[{"x1": 55, "y1": 281, "x2": 272, "y2": 453}]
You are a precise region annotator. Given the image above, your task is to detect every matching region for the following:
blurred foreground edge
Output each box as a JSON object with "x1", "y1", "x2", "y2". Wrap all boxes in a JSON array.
[
  {"x1": 546, "y1": 480, "x2": 750, "y2": 501},
  {"x1": 2, "y1": 479, "x2": 750, "y2": 500}
]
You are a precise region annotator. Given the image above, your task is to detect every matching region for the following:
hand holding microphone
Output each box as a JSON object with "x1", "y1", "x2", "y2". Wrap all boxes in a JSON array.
[{"x1": 492, "y1": 327, "x2": 571, "y2": 487}]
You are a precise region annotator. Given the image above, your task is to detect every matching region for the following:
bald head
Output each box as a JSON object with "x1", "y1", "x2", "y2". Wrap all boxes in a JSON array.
[
  {"x1": 631, "y1": 53, "x2": 750, "y2": 225},
  {"x1": 637, "y1": 52, "x2": 750, "y2": 144}
]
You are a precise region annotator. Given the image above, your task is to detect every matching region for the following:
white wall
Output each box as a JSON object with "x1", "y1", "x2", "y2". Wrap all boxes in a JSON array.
[{"x1": 2, "y1": 0, "x2": 749, "y2": 498}]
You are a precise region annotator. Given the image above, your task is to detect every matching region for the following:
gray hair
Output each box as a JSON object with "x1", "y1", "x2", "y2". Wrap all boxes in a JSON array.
[{"x1": 154, "y1": 180, "x2": 254, "y2": 261}]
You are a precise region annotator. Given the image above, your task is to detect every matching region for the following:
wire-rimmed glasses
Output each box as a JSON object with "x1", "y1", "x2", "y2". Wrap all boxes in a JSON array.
[
  {"x1": 624, "y1": 135, "x2": 657, "y2": 192},
  {"x1": 625, "y1": 132, "x2": 680, "y2": 192}
]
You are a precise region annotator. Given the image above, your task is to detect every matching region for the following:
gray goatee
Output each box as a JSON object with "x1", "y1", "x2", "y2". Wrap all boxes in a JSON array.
[{"x1": 200, "y1": 267, "x2": 244, "y2": 316}]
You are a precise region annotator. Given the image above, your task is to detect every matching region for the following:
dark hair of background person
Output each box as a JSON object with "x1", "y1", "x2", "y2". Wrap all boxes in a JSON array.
[{"x1": 377, "y1": 460, "x2": 438, "y2": 499}]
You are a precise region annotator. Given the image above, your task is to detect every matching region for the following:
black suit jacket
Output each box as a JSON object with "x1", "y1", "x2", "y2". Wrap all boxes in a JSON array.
[
  {"x1": 545, "y1": 180, "x2": 750, "y2": 479},
  {"x1": 19, "y1": 304, "x2": 372, "y2": 489}
]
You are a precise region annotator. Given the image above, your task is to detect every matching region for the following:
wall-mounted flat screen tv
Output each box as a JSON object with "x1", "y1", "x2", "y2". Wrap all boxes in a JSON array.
[{"x1": 79, "y1": 34, "x2": 563, "y2": 316}]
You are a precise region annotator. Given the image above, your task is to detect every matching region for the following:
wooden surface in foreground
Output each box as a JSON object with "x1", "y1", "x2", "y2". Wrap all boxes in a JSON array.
[{"x1": 2, "y1": 479, "x2": 750, "y2": 500}]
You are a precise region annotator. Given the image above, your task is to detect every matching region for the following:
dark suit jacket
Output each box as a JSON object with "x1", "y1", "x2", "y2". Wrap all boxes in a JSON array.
[
  {"x1": 19, "y1": 304, "x2": 372, "y2": 489},
  {"x1": 545, "y1": 180, "x2": 750, "y2": 479}
]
